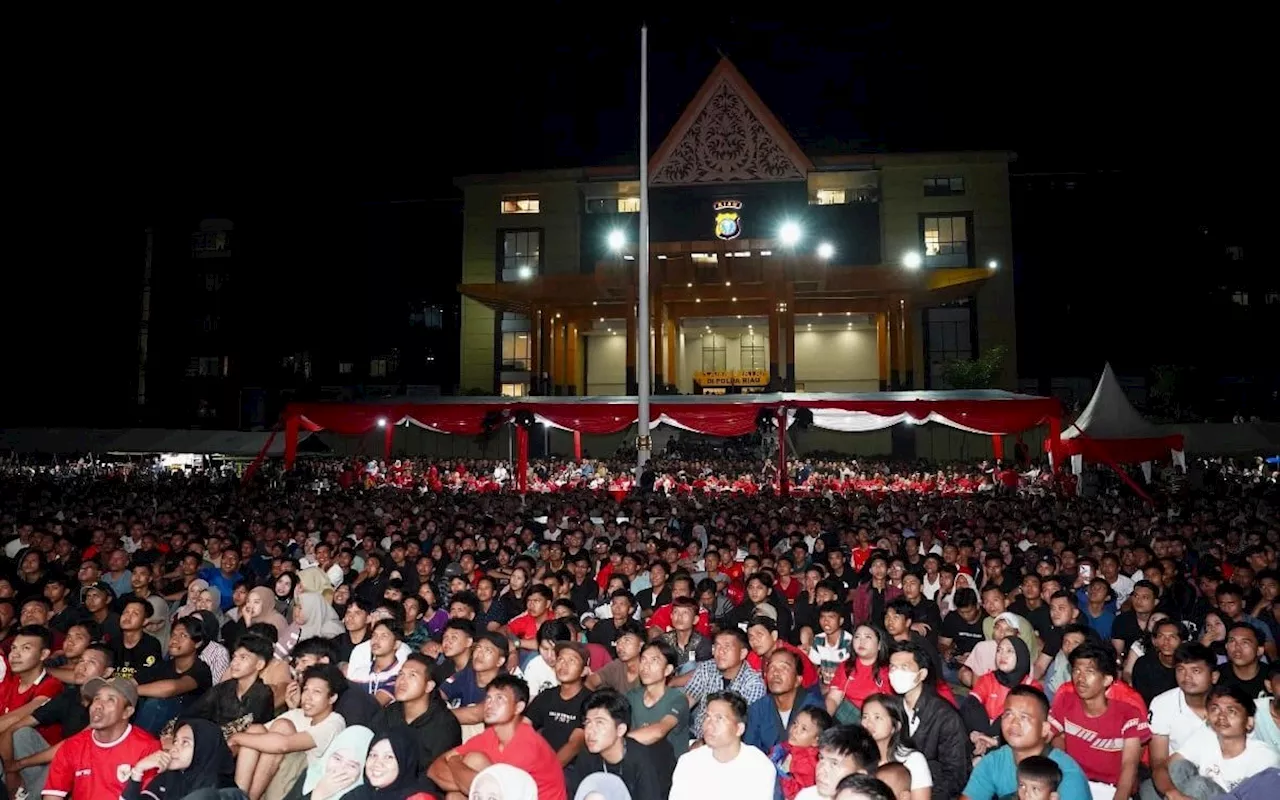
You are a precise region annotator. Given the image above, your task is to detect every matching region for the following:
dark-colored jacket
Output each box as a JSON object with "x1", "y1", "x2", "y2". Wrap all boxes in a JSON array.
[
  {"x1": 744, "y1": 685, "x2": 824, "y2": 753},
  {"x1": 906, "y1": 687, "x2": 971, "y2": 800}
]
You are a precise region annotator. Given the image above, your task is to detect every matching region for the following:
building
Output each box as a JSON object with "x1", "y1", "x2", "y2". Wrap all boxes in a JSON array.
[{"x1": 455, "y1": 58, "x2": 1016, "y2": 398}]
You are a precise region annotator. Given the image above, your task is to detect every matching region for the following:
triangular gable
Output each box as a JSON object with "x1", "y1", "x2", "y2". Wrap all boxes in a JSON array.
[
  {"x1": 650, "y1": 57, "x2": 814, "y2": 186},
  {"x1": 1063, "y1": 363, "x2": 1163, "y2": 440}
]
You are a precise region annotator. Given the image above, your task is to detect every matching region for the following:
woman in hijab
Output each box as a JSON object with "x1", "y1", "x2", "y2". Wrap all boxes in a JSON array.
[
  {"x1": 196, "y1": 586, "x2": 227, "y2": 628},
  {"x1": 284, "y1": 592, "x2": 345, "y2": 652},
  {"x1": 284, "y1": 725, "x2": 375, "y2": 800},
  {"x1": 122, "y1": 718, "x2": 238, "y2": 800},
  {"x1": 572, "y1": 772, "x2": 631, "y2": 800},
  {"x1": 176, "y1": 579, "x2": 211, "y2": 621},
  {"x1": 273, "y1": 573, "x2": 300, "y2": 617},
  {"x1": 475, "y1": 764, "x2": 541, "y2": 800},
  {"x1": 297, "y1": 567, "x2": 336, "y2": 606},
  {"x1": 349, "y1": 729, "x2": 433, "y2": 800},
  {"x1": 243, "y1": 586, "x2": 290, "y2": 646},
  {"x1": 959, "y1": 635, "x2": 1038, "y2": 753}
]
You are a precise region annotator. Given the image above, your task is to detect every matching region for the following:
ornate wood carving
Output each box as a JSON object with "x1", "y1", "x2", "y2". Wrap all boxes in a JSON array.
[{"x1": 652, "y1": 78, "x2": 806, "y2": 186}]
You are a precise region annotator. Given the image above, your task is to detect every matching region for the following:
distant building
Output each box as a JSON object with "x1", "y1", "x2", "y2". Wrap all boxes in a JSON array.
[{"x1": 455, "y1": 58, "x2": 1016, "y2": 396}]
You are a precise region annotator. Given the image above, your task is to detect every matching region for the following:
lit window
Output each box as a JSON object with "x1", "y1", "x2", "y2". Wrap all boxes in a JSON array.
[
  {"x1": 501, "y1": 194, "x2": 540, "y2": 214},
  {"x1": 1267, "y1": 292, "x2": 1280, "y2": 305},
  {"x1": 921, "y1": 214, "x2": 970, "y2": 268},
  {"x1": 740, "y1": 333, "x2": 766, "y2": 371},
  {"x1": 338, "y1": 362, "x2": 353, "y2": 374},
  {"x1": 701, "y1": 334, "x2": 727, "y2": 372},
  {"x1": 370, "y1": 359, "x2": 387, "y2": 377},
  {"x1": 1231, "y1": 291, "x2": 1249, "y2": 307},
  {"x1": 813, "y1": 189, "x2": 846, "y2": 205},
  {"x1": 923, "y1": 177, "x2": 966, "y2": 197},
  {"x1": 500, "y1": 230, "x2": 540, "y2": 281},
  {"x1": 501, "y1": 332, "x2": 531, "y2": 371},
  {"x1": 501, "y1": 383, "x2": 527, "y2": 397},
  {"x1": 586, "y1": 197, "x2": 640, "y2": 213},
  {"x1": 617, "y1": 197, "x2": 641, "y2": 213}
]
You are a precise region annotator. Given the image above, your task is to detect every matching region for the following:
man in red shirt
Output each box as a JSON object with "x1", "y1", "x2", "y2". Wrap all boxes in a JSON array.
[
  {"x1": 42, "y1": 676, "x2": 159, "y2": 800},
  {"x1": 0, "y1": 626, "x2": 64, "y2": 746},
  {"x1": 428, "y1": 674, "x2": 567, "y2": 800}
]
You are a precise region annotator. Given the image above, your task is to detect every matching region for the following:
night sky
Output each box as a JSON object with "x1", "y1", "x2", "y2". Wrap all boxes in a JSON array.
[{"x1": 5, "y1": 9, "x2": 1261, "y2": 425}]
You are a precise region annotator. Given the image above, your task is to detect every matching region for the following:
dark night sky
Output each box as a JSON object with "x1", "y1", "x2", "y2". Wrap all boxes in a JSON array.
[{"x1": 4, "y1": 8, "x2": 1262, "y2": 424}]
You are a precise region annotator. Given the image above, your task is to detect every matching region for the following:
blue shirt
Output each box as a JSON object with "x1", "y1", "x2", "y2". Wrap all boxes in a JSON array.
[{"x1": 962, "y1": 745, "x2": 1090, "y2": 800}]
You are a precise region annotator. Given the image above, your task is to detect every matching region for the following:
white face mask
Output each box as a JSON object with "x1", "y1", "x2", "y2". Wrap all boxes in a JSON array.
[{"x1": 889, "y1": 669, "x2": 921, "y2": 695}]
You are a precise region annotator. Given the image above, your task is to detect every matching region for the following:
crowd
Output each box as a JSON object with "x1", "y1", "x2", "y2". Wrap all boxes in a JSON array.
[{"x1": 0, "y1": 451, "x2": 1277, "y2": 800}]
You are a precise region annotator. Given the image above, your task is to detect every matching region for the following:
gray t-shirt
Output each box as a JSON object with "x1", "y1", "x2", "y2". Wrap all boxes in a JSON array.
[{"x1": 626, "y1": 686, "x2": 691, "y2": 757}]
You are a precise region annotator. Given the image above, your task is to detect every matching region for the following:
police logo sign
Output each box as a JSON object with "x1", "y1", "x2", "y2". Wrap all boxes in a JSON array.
[{"x1": 713, "y1": 200, "x2": 742, "y2": 240}]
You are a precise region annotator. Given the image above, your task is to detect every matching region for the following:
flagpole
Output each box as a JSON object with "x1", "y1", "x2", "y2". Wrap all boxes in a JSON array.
[{"x1": 636, "y1": 24, "x2": 652, "y2": 471}]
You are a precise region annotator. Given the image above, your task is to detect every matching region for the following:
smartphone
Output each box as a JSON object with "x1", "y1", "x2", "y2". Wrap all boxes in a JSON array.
[{"x1": 1078, "y1": 564, "x2": 1093, "y2": 580}]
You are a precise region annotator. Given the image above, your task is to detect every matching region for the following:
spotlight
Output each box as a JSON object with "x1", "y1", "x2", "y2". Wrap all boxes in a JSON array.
[
  {"x1": 902, "y1": 251, "x2": 922, "y2": 270},
  {"x1": 607, "y1": 230, "x2": 625, "y2": 251},
  {"x1": 817, "y1": 242, "x2": 834, "y2": 259},
  {"x1": 779, "y1": 222, "x2": 801, "y2": 246}
]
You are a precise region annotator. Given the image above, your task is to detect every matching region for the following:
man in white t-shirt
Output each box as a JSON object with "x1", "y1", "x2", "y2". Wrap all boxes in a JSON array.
[
  {"x1": 229, "y1": 663, "x2": 347, "y2": 800},
  {"x1": 1147, "y1": 643, "x2": 1215, "y2": 767},
  {"x1": 1148, "y1": 684, "x2": 1280, "y2": 799},
  {"x1": 670, "y1": 691, "x2": 777, "y2": 800}
]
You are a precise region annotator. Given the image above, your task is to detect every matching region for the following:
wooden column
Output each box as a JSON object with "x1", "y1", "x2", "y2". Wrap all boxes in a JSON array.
[
  {"x1": 876, "y1": 311, "x2": 890, "y2": 392},
  {"x1": 900, "y1": 299, "x2": 915, "y2": 390},
  {"x1": 566, "y1": 322, "x2": 579, "y2": 395},
  {"x1": 887, "y1": 304, "x2": 901, "y2": 390},
  {"x1": 625, "y1": 303, "x2": 638, "y2": 395}
]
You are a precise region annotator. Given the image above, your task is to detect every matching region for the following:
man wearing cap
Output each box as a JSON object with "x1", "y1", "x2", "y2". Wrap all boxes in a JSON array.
[{"x1": 41, "y1": 677, "x2": 159, "y2": 800}]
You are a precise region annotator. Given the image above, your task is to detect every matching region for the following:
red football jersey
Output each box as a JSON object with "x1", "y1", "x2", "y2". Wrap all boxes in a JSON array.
[{"x1": 44, "y1": 724, "x2": 160, "y2": 800}]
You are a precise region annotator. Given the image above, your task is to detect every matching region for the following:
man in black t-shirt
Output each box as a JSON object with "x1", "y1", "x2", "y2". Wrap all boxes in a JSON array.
[
  {"x1": 110, "y1": 598, "x2": 165, "y2": 685},
  {"x1": 526, "y1": 643, "x2": 593, "y2": 769},
  {"x1": 135, "y1": 616, "x2": 215, "y2": 734},
  {"x1": 937, "y1": 588, "x2": 985, "y2": 682},
  {"x1": 574, "y1": 689, "x2": 674, "y2": 800}
]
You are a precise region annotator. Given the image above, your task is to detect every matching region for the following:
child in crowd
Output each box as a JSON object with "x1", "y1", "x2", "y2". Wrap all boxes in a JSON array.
[
  {"x1": 873, "y1": 763, "x2": 912, "y2": 800},
  {"x1": 771, "y1": 706, "x2": 833, "y2": 800},
  {"x1": 1016, "y1": 755, "x2": 1062, "y2": 800}
]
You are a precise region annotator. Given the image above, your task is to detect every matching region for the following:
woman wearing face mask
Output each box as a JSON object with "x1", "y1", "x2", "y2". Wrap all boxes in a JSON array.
[
  {"x1": 349, "y1": 730, "x2": 433, "y2": 800},
  {"x1": 283, "y1": 726, "x2": 375, "y2": 800},
  {"x1": 122, "y1": 718, "x2": 240, "y2": 800}
]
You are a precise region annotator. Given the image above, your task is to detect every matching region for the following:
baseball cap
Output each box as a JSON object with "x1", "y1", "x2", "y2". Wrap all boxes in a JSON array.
[
  {"x1": 82, "y1": 581, "x2": 117, "y2": 602},
  {"x1": 82, "y1": 676, "x2": 139, "y2": 707},
  {"x1": 554, "y1": 641, "x2": 590, "y2": 665},
  {"x1": 475, "y1": 631, "x2": 510, "y2": 656}
]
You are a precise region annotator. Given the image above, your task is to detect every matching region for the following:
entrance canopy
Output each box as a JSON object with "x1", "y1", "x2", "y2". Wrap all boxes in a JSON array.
[
  {"x1": 1056, "y1": 364, "x2": 1185, "y2": 464},
  {"x1": 285, "y1": 390, "x2": 1060, "y2": 441}
]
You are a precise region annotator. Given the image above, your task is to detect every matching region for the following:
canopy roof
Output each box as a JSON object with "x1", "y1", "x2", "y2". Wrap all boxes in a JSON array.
[
  {"x1": 1058, "y1": 364, "x2": 1184, "y2": 462},
  {"x1": 0, "y1": 428, "x2": 321, "y2": 457},
  {"x1": 286, "y1": 391, "x2": 1061, "y2": 439}
]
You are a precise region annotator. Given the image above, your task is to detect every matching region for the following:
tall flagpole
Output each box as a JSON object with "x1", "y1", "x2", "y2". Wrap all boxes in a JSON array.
[{"x1": 636, "y1": 24, "x2": 652, "y2": 471}]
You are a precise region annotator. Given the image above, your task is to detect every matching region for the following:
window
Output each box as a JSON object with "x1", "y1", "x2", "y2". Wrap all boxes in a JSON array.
[
  {"x1": 501, "y1": 332, "x2": 531, "y2": 370},
  {"x1": 921, "y1": 214, "x2": 971, "y2": 268},
  {"x1": 1231, "y1": 291, "x2": 1249, "y2": 307},
  {"x1": 409, "y1": 304, "x2": 445, "y2": 328},
  {"x1": 923, "y1": 177, "x2": 965, "y2": 197},
  {"x1": 500, "y1": 383, "x2": 527, "y2": 397},
  {"x1": 925, "y1": 306, "x2": 973, "y2": 389},
  {"x1": 740, "y1": 333, "x2": 766, "y2": 371},
  {"x1": 701, "y1": 334, "x2": 727, "y2": 372},
  {"x1": 197, "y1": 357, "x2": 222, "y2": 377},
  {"x1": 203, "y1": 273, "x2": 222, "y2": 291},
  {"x1": 191, "y1": 230, "x2": 231, "y2": 257},
  {"x1": 338, "y1": 362, "x2": 353, "y2": 374},
  {"x1": 586, "y1": 197, "x2": 640, "y2": 213},
  {"x1": 500, "y1": 230, "x2": 541, "y2": 281},
  {"x1": 370, "y1": 359, "x2": 387, "y2": 377},
  {"x1": 1267, "y1": 292, "x2": 1280, "y2": 305},
  {"x1": 813, "y1": 189, "x2": 846, "y2": 205},
  {"x1": 501, "y1": 194, "x2": 540, "y2": 214},
  {"x1": 202, "y1": 314, "x2": 219, "y2": 332}
]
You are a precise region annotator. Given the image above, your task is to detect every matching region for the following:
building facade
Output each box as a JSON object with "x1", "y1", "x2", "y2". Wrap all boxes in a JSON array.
[{"x1": 456, "y1": 58, "x2": 1016, "y2": 397}]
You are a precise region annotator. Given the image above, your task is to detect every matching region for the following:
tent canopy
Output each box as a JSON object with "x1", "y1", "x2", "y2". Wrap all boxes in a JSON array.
[
  {"x1": 0, "y1": 428, "x2": 321, "y2": 458},
  {"x1": 285, "y1": 391, "x2": 1062, "y2": 439},
  {"x1": 1056, "y1": 364, "x2": 1184, "y2": 463}
]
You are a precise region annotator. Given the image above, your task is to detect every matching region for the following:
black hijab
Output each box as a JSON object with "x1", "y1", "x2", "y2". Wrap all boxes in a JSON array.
[
  {"x1": 141, "y1": 719, "x2": 236, "y2": 800},
  {"x1": 349, "y1": 729, "x2": 431, "y2": 800},
  {"x1": 994, "y1": 636, "x2": 1032, "y2": 689}
]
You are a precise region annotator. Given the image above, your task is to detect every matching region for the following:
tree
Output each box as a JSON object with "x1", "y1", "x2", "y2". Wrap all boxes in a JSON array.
[{"x1": 940, "y1": 345, "x2": 1009, "y2": 390}]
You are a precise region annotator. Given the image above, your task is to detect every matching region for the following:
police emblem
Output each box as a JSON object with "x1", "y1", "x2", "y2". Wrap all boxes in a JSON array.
[{"x1": 713, "y1": 200, "x2": 742, "y2": 240}]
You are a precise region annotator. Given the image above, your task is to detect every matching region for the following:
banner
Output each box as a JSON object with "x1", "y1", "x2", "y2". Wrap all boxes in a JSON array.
[{"x1": 694, "y1": 370, "x2": 769, "y2": 387}]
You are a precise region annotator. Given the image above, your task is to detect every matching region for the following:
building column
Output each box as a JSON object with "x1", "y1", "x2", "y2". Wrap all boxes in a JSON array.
[
  {"x1": 541, "y1": 310, "x2": 556, "y2": 396},
  {"x1": 625, "y1": 303, "x2": 638, "y2": 395},
  {"x1": 876, "y1": 311, "x2": 890, "y2": 392},
  {"x1": 529, "y1": 308, "x2": 542, "y2": 394},
  {"x1": 778, "y1": 296, "x2": 788, "y2": 389},
  {"x1": 670, "y1": 313, "x2": 680, "y2": 391},
  {"x1": 768, "y1": 303, "x2": 782, "y2": 390},
  {"x1": 900, "y1": 299, "x2": 915, "y2": 390},
  {"x1": 887, "y1": 304, "x2": 901, "y2": 390},
  {"x1": 555, "y1": 317, "x2": 568, "y2": 395},
  {"x1": 566, "y1": 322, "x2": 579, "y2": 395}
]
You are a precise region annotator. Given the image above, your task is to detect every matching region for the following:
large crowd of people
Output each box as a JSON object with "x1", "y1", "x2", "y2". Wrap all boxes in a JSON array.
[{"x1": 0, "y1": 450, "x2": 1277, "y2": 800}]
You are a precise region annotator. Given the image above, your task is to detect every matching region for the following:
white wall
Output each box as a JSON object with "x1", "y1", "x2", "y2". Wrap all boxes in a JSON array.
[
  {"x1": 794, "y1": 328, "x2": 878, "y2": 391},
  {"x1": 586, "y1": 335, "x2": 626, "y2": 395}
]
